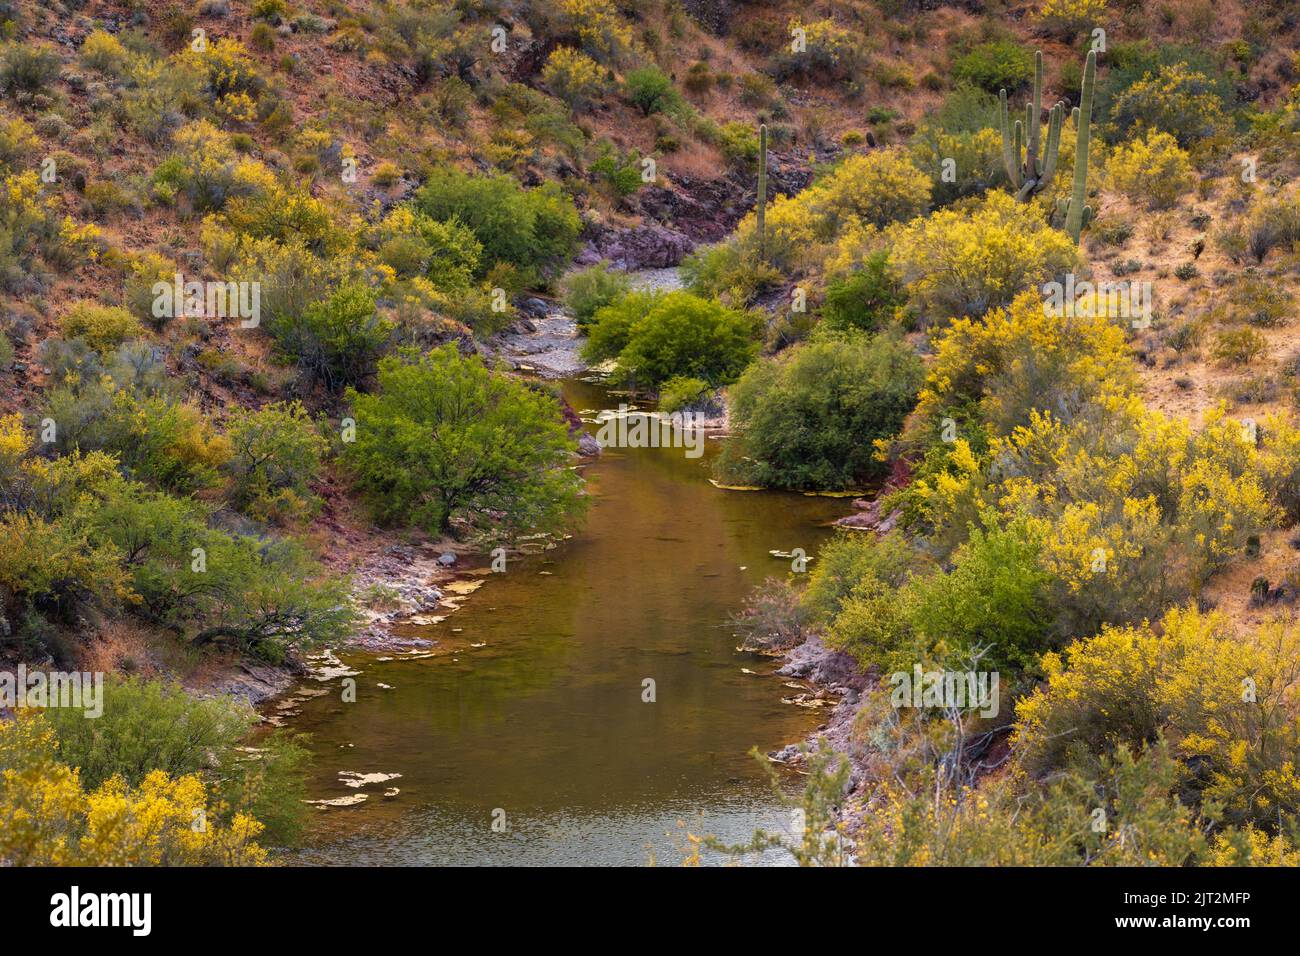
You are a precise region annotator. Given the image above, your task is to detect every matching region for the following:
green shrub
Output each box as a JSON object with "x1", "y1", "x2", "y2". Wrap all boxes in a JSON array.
[
  {"x1": 561, "y1": 261, "x2": 631, "y2": 329},
  {"x1": 225, "y1": 401, "x2": 326, "y2": 524},
  {"x1": 716, "y1": 330, "x2": 923, "y2": 490},
  {"x1": 43, "y1": 677, "x2": 254, "y2": 790},
  {"x1": 1110, "y1": 63, "x2": 1230, "y2": 150},
  {"x1": 658, "y1": 375, "x2": 710, "y2": 414},
  {"x1": 59, "y1": 301, "x2": 142, "y2": 352},
  {"x1": 582, "y1": 290, "x2": 759, "y2": 390},
  {"x1": 270, "y1": 284, "x2": 394, "y2": 394},
  {"x1": 414, "y1": 169, "x2": 582, "y2": 284},
  {"x1": 821, "y1": 252, "x2": 904, "y2": 331},
  {"x1": 622, "y1": 66, "x2": 681, "y2": 116},
  {"x1": 1212, "y1": 327, "x2": 1267, "y2": 366},
  {"x1": 343, "y1": 347, "x2": 585, "y2": 539},
  {"x1": 952, "y1": 41, "x2": 1034, "y2": 93},
  {"x1": 45, "y1": 382, "x2": 232, "y2": 495},
  {"x1": 0, "y1": 42, "x2": 59, "y2": 100}
]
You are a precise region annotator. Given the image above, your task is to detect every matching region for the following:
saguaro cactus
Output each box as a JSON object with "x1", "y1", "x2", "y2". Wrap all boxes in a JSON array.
[
  {"x1": 999, "y1": 51, "x2": 1064, "y2": 201},
  {"x1": 1061, "y1": 49, "x2": 1096, "y2": 245},
  {"x1": 756, "y1": 123, "x2": 768, "y2": 262}
]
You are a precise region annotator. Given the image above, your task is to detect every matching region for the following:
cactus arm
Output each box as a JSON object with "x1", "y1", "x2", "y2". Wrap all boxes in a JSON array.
[
  {"x1": 1027, "y1": 51, "x2": 1043, "y2": 180},
  {"x1": 999, "y1": 89, "x2": 1019, "y2": 186},
  {"x1": 1040, "y1": 102, "x2": 1062, "y2": 190},
  {"x1": 1064, "y1": 50, "x2": 1096, "y2": 244},
  {"x1": 1013, "y1": 119, "x2": 1023, "y2": 189}
]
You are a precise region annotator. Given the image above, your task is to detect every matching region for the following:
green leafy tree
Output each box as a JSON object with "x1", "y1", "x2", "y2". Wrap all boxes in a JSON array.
[
  {"x1": 344, "y1": 347, "x2": 585, "y2": 539},
  {"x1": 225, "y1": 401, "x2": 326, "y2": 524},
  {"x1": 414, "y1": 168, "x2": 582, "y2": 283},
  {"x1": 716, "y1": 330, "x2": 922, "y2": 490},
  {"x1": 582, "y1": 290, "x2": 759, "y2": 389}
]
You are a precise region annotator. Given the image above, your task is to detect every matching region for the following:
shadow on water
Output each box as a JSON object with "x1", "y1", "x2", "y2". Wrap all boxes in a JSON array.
[{"x1": 287, "y1": 377, "x2": 846, "y2": 866}]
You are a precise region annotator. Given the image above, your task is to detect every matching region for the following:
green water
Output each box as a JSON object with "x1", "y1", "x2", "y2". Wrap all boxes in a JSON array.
[{"x1": 287, "y1": 378, "x2": 844, "y2": 866}]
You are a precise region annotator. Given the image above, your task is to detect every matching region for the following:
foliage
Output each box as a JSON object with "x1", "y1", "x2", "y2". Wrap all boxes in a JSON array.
[
  {"x1": 1014, "y1": 606, "x2": 1300, "y2": 827},
  {"x1": 1036, "y1": 0, "x2": 1109, "y2": 42},
  {"x1": 952, "y1": 41, "x2": 1034, "y2": 93},
  {"x1": 622, "y1": 66, "x2": 681, "y2": 116},
  {"x1": 414, "y1": 168, "x2": 581, "y2": 284},
  {"x1": 716, "y1": 330, "x2": 922, "y2": 491},
  {"x1": 889, "y1": 191, "x2": 1076, "y2": 320},
  {"x1": 820, "y1": 252, "x2": 904, "y2": 332},
  {"x1": 541, "y1": 47, "x2": 608, "y2": 111},
  {"x1": 1107, "y1": 129, "x2": 1195, "y2": 208},
  {"x1": 582, "y1": 290, "x2": 759, "y2": 390},
  {"x1": 0, "y1": 712, "x2": 267, "y2": 865},
  {"x1": 59, "y1": 301, "x2": 142, "y2": 352},
  {"x1": 343, "y1": 347, "x2": 584, "y2": 539},
  {"x1": 268, "y1": 283, "x2": 393, "y2": 394},
  {"x1": 224, "y1": 401, "x2": 326, "y2": 524},
  {"x1": 561, "y1": 261, "x2": 631, "y2": 330},
  {"x1": 1110, "y1": 63, "x2": 1230, "y2": 150}
]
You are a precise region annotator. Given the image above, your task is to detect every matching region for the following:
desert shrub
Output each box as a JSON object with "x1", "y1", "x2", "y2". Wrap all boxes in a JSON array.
[
  {"x1": 542, "y1": 47, "x2": 608, "y2": 111},
  {"x1": 727, "y1": 149, "x2": 931, "y2": 274},
  {"x1": 773, "y1": 18, "x2": 864, "y2": 82},
  {"x1": 1014, "y1": 606, "x2": 1300, "y2": 826},
  {"x1": 622, "y1": 66, "x2": 681, "y2": 116},
  {"x1": 343, "y1": 347, "x2": 585, "y2": 539},
  {"x1": 414, "y1": 168, "x2": 581, "y2": 284},
  {"x1": 889, "y1": 191, "x2": 1076, "y2": 321},
  {"x1": 221, "y1": 184, "x2": 343, "y2": 255},
  {"x1": 909, "y1": 127, "x2": 1006, "y2": 205},
  {"x1": 681, "y1": 238, "x2": 782, "y2": 305},
  {"x1": 1231, "y1": 277, "x2": 1292, "y2": 328},
  {"x1": 42, "y1": 677, "x2": 253, "y2": 790},
  {"x1": 58, "y1": 301, "x2": 141, "y2": 352},
  {"x1": 0, "y1": 42, "x2": 59, "y2": 100},
  {"x1": 561, "y1": 261, "x2": 631, "y2": 329},
  {"x1": 151, "y1": 120, "x2": 274, "y2": 212},
  {"x1": 582, "y1": 290, "x2": 759, "y2": 389},
  {"x1": 915, "y1": 289, "x2": 1135, "y2": 437},
  {"x1": 0, "y1": 116, "x2": 38, "y2": 169},
  {"x1": 80, "y1": 29, "x2": 128, "y2": 77},
  {"x1": 1110, "y1": 62, "x2": 1230, "y2": 150},
  {"x1": 0, "y1": 712, "x2": 267, "y2": 866},
  {"x1": 268, "y1": 283, "x2": 394, "y2": 394},
  {"x1": 716, "y1": 330, "x2": 922, "y2": 491},
  {"x1": 902, "y1": 521, "x2": 1052, "y2": 673},
  {"x1": 802, "y1": 149, "x2": 932, "y2": 233},
  {"x1": 15, "y1": 612, "x2": 307, "y2": 839},
  {"x1": 1213, "y1": 327, "x2": 1267, "y2": 366},
  {"x1": 1107, "y1": 130, "x2": 1194, "y2": 208},
  {"x1": 44, "y1": 380, "x2": 232, "y2": 494},
  {"x1": 820, "y1": 252, "x2": 904, "y2": 331},
  {"x1": 224, "y1": 401, "x2": 326, "y2": 524},
  {"x1": 1037, "y1": 0, "x2": 1109, "y2": 42},
  {"x1": 952, "y1": 41, "x2": 1034, "y2": 93},
  {"x1": 369, "y1": 206, "x2": 481, "y2": 286}
]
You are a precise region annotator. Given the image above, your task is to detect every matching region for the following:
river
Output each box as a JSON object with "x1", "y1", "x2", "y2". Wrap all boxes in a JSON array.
[{"x1": 283, "y1": 312, "x2": 846, "y2": 866}]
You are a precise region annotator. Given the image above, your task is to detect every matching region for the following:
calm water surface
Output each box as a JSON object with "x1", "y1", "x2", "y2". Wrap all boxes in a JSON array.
[{"x1": 287, "y1": 378, "x2": 844, "y2": 865}]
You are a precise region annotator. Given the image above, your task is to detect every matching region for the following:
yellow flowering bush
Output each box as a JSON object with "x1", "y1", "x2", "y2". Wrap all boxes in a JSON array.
[
  {"x1": 1107, "y1": 129, "x2": 1195, "y2": 208},
  {"x1": 888, "y1": 191, "x2": 1076, "y2": 321},
  {"x1": 1014, "y1": 606, "x2": 1300, "y2": 826},
  {"x1": 0, "y1": 714, "x2": 266, "y2": 866}
]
